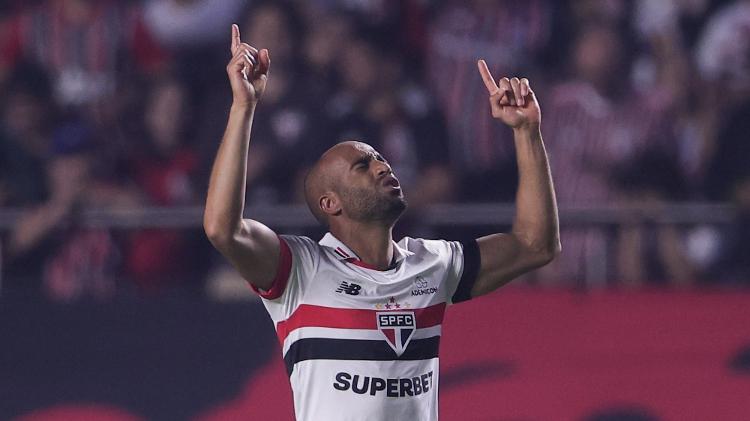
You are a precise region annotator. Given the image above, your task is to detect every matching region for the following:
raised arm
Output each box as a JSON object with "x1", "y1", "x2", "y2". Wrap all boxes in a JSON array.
[
  {"x1": 203, "y1": 24, "x2": 279, "y2": 290},
  {"x1": 470, "y1": 60, "x2": 561, "y2": 297}
]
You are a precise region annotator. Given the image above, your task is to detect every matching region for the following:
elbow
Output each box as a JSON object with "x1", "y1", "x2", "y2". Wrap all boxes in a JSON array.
[
  {"x1": 542, "y1": 238, "x2": 562, "y2": 265},
  {"x1": 528, "y1": 238, "x2": 561, "y2": 268},
  {"x1": 203, "y1": 225, "x2": 226, "y2": 248},
  {"x1": 514, "y1": 225, "x2": 561, "y2": 268},
  {"x1": 545, "y1": 239, "x2": 562, "y2": 264},
  {"x1": 203, "y1": 216, "x2": 233, "y2": 249}
]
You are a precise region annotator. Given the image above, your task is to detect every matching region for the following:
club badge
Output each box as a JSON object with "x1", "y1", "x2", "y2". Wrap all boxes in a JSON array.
[{"x1": 376, "y1": 311, "x2": 416, "y2": 356}]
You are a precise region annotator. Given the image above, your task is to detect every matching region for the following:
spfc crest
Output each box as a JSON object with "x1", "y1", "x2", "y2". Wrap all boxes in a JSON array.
[{"x1": 376, "y1": 311, "x2": 416, "y2": 356}]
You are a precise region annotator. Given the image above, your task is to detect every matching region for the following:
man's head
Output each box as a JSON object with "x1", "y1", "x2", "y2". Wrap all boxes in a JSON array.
[
  {"x1": 573, "y1": 24, "x2": 625, "y2": 94},
  {"x1": 304, "y1": 141, "x2": 406, "y2": 229}
]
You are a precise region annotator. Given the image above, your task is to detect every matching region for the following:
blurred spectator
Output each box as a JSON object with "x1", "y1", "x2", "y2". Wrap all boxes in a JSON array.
[
  {"x1": 709, "y1": 176, "x2": 750, "y2": 284},
  {"x1": 128, "y1": 77, "x2": 199, "y2": 206},
  {"x1": 296, "y1": 0, "x2": 429, "y2": 61},
  {"x1": 567, "y1": 0, "x2": 633, "y2": 27},
  {"x1": 241, "y1": 1, "x2": 302, "y2": 69},
  {"x1": 706, "y1": 96, "x2": 750, "y2": 192},
  {"x1": 0, "y1": 62, "x2": 56, "y2": 207},
  {"x1": 426, "y1": 0, "x2": 554, "y2": 201},
  {"x1": 122, "y1": 76, "x2": 206, "y2": 292},
  {"x1": 0, "y1": 0, "x2": 167, "y2": 108},
  {"x1": 538, "y1": 23, "x2": 681, "y2": 285},
  {"x1": 699, "y1": 0, "x2": 750, "y2": 201},
  {"x1": 698, "y1": 73, "x2": 750, "y2": 283},
  {"x1": 301, "y1": 11, "x2": 351, "y2": 102},
  {"x1": 695, "y1": 0, "x2": 750, "y2": 97},
  {"x1": 635, "y1": 0, "x2": 718, "y2": 48},
  {"x1": 612, "y1": 151, "x2": 697, "y2": 286},
  {"x1": 632, "y1": 0, "x2": 726, "y2": 193},
  {"x1": 143, "y1": 0, "x2": 246, "y2": 49},
  {"x1": 4, "y1": 121, "x2": 119, "y2": 301},
  {"x1": 141, "y1": 0, "x2": 247, "y2": 120}
]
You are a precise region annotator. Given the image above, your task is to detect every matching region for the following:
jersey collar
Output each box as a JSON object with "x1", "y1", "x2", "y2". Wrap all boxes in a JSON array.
[{"x1": 319, "y1": 232, "x2": 413, "y2": 270}]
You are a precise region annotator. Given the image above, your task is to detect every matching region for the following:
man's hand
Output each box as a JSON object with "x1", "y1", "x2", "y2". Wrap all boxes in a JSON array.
[
  {"x1": 477, "y1": 59, "x2": 540, "y2": 130},
  {"x1": 227, "y1": 24, "x2": 270, "y2": 107}
]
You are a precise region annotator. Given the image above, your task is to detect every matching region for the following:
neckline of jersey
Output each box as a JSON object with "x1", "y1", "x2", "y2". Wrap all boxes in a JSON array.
[{"x1": 321, "y1": 233, "x2": 412, "y2": 272}]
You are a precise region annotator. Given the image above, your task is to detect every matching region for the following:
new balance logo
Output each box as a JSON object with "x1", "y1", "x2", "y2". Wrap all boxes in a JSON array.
[{"x1": 335, "y1": 281, "x2": 362, "y2": 295}]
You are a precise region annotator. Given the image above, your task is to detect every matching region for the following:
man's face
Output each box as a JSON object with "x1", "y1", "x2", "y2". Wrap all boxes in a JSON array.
[
  {"x1": 333, "y1": 142, "x2": 407, "y2": 224},
  {"x1": 574, "y1": 27, "x2": 622, "y2": 89}
]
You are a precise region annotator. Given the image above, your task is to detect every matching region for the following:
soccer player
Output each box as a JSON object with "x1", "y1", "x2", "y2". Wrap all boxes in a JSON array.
[{"x1": 204, "y1": 24, "x2": 560, "y2": 420}]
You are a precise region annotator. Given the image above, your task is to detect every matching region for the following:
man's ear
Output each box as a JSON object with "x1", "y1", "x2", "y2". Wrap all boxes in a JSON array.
[{"x1": 319, "y1": 192, "x2": 342, "y2": 217}]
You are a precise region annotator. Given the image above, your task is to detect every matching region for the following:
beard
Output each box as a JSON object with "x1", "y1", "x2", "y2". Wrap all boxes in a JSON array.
[{"x1": 339, "y1": 184, "x2": 407, "y2": 225}]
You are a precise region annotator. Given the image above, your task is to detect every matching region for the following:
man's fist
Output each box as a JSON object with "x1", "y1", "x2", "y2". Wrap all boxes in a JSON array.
[
  {"x1": 227, "y1": 24, "x2": 270, "y2": 107},
  {"x1": 477, "y1": 59, "x2": 540, "y2": 130}
]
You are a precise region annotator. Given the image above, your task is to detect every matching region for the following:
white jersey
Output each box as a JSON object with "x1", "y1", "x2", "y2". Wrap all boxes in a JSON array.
[{"x1": 252, "y1": 232, "x2": 480, "y2": 421}]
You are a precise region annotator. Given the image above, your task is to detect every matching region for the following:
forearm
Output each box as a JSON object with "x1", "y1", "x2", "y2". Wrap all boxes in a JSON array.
[
  {"x1": 204, "y1": 104, "x2": 256, "y2": 241},
  {"x1": 510, "y1": 126, "x2": 560, "y2": 259}
]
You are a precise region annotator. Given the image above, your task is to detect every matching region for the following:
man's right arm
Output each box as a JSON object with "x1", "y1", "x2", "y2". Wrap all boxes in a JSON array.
[{"x1": 203, "y1": 24, "x2": 279, "y2": 291}]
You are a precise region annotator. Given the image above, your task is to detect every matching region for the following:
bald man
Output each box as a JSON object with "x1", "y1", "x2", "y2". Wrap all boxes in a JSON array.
[{"x1": 204, "y1": 24, "x2": 560, "y2": 421}]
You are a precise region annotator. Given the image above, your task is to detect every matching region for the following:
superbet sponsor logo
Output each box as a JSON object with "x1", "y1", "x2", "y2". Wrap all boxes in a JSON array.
[{"x1": 333, "y1": 371, "x2": 434, "y2": 397}]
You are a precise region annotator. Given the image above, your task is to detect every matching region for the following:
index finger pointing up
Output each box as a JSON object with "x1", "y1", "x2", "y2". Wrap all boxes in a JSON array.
[
  {"x1": 231, "y1": 24, "x2": 240, "y2": 54},
  {"x1": 477, "y1": 59, "x2": 499, "y2": 94}
]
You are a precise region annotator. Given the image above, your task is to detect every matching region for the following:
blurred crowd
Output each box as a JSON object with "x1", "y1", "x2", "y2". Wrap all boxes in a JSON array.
[{"x1": 1, "y1": 0, "x2": 749, "y2": 300}]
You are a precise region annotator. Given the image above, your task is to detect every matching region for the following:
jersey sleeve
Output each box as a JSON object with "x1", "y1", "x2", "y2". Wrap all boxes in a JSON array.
[
  {"x1": 447, "y1": 239, "x2": 481, "y2": 304},
  {"x1": 432, "y1": 239, "x2": 481, "y2": 305},
  {"x1": 251, "y1": 234, "x2": 320, "y2": 323},
  {"x1": 417, "y1": 238, "x2": 481, "y2": 305}
]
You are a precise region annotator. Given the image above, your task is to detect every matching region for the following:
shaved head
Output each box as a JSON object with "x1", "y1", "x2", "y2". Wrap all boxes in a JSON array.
[
  {"x1": 304, "y1": 141, "x2": 406, "y2": 227},
  {"x1": 304, "y1": 148, "x2": 339, "y2": 226}
]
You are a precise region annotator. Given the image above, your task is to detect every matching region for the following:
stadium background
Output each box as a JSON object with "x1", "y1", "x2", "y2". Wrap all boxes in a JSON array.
[{"x1": 1, "y1": 0, "x2": 748, "y2": 420}]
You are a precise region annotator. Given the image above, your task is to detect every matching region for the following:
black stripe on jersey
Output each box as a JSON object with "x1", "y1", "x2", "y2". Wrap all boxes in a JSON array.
[
  {"x1": 451, "y1": 239, "x2": 481, "y2": 304},
  {"x1": 284, "y1": 336, "x2": 440, "y2": 376}
]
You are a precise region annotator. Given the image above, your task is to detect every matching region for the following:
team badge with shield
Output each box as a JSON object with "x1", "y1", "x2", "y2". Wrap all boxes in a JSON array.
[{"x1": 376, "y1": 311, "x2": 416, "y2": 356}]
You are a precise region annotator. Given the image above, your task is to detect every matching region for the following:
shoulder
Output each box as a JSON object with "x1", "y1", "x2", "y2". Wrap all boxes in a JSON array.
[
  {"x1": 279, "y1": 234, "x2": 319, "y2": 249},
  {"x1": 399, "y1": 237, "x2": 463, "y2": 258},
  {"x1": 279, "y1": 234, "x2": 326, "y2": 264}
]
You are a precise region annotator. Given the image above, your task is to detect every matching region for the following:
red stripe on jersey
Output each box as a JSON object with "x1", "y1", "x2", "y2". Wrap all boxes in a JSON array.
[
  {"x1": 346, "y1": 258, "x2": 379, "y2": 270},
  {"x1": 335, "y1": 247, "x2": 350, "y2": 258},
  {"x1": 276, "y1": 302, "x2": 446, "y2": 344}
]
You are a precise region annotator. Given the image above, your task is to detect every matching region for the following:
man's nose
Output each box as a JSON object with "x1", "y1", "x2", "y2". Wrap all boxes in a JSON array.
[{"x1": 373, "y1": 160, "x2": 391, "y2": 176}]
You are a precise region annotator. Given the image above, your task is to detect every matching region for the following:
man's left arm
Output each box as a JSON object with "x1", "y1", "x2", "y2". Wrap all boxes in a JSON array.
[{"x1": 470, "y1": 60, "x2": 561, "y2": 298}]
